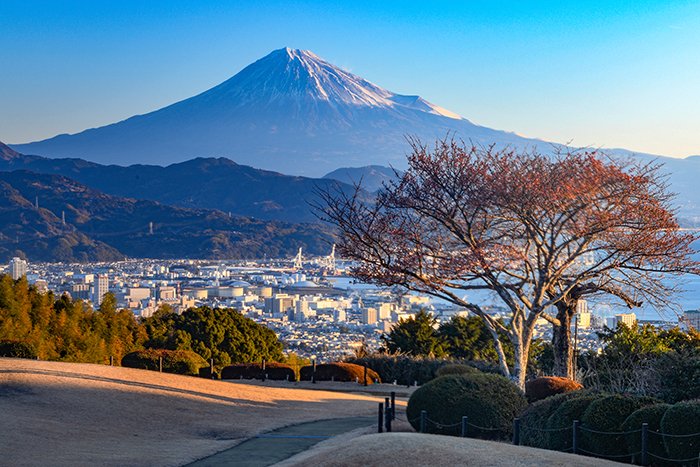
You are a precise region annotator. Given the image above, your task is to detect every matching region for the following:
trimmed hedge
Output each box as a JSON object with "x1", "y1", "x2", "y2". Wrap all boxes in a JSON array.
[
  {"x1": 519, "y1": 391, "x2": 584, "y2": 449},
  {"x1": 121, "y1": 349, "x2": 208, "y2": 376},
  {"x1": 221, "y1": 362, "x2": 296, "y2": 381},
  {"x1": 546, "y1": 394, "x2": 602, "y2": 451},
  {"x1": 406, "y1": 373, "x2": 527, "y2": 440},
  {"x1": 622, "y1": 403, "x2": 671, "y2": 465},
  {"x1": 660, "y1": 400, "x2": 700, "y2": 464},
  {"x1": 435, "y1": 364, "x2": 482, "y2": 378},
  {"x1": 525, "y1": 376, "x2": 583, "y2": 403},
  {"x1": 299, "y1": 363, "x2": 380, "y2": 384},
  {"x1": 580, "y1": 394, "x2": 658, "y2": 458},
  {"x1": 0, "y1": 340, "x2": 37, "y2": 359},
  {"x1": 346, "y1": 355, "x2": 500, "y2": 386}
]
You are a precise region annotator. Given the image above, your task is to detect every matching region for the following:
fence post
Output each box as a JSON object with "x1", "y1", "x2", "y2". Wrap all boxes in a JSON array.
[
  {"x1": 420, "y1": 410, "x2": 427, "y2": 433},
  {"x1": 312, "y1": 359, "x2": 317, "y2": 384},
  {"x1": 210, "y1": 358, "x2": 215, "y2": 379},
  {"x1": 572, "y1": 420, "x2": 580, "y2": 454},
  {"x1": 641, "y1": 423, "x2": 648, "y2": 466},
  {"x1": 158, "y1": 356, "x2": 163, "y2": 373},
  {"x1": 378, "y1": 402, "x2": 384, "y2": 433},
  {"x1": 513, "y1": 418, "x2": 521, "y2": 445},
  {"x1": 109, "y1": 355, "x2": 114, "y2": 366},
  {"x1": 385, "y1": 403, "x2": 392, "y2": 432},
  {"x1": 461, "y1": 416, "x2": 468, "y2": 438}
]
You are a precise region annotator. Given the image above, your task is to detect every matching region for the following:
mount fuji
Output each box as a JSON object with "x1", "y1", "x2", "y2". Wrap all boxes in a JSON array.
[{"x1": 12, "y1": 47, "x2": 547, "y2": 176}]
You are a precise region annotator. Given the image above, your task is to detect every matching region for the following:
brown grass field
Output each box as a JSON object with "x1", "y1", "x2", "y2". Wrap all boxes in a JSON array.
[
  {"x1": 0, "y1": 358, "x2": 384, "y2": 466},
  {"x1": 1, "y1": 358, "x2": 624, "y2": 467}
]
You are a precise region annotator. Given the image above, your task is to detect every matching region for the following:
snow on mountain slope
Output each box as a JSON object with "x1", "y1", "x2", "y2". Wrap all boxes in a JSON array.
[{"x1": 12, "y1": 48, "x2": 543, "y2": 176}]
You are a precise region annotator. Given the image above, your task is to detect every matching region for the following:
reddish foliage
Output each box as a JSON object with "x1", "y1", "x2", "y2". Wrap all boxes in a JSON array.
[
  {"x1": 299, "y1": 362, "x2": 381, "y2": 384},
  {"x1": 525, "y1": 376, "x2": 583, "y2": 403}
]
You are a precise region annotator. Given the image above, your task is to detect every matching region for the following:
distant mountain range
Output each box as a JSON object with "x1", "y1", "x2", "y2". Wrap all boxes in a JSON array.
[
  {"x1": 10, "y1": 48, "x2": 549, "y2": 176},
  {"x1": 0, "y1": 141, "x2": 363, "y2": 223},
  {"x1": 0, "y1": 169, "x2": 335, "y2": 262}
]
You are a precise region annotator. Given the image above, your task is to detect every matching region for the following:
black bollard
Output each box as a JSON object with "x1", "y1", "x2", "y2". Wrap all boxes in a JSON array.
[
  {"x1": 513, "y1": 418, "x2": 521, "y2": 445},
  {"x1": 420, "y1": 410, "x2": 427, "y2": 433},
  {"x1": 641, "y1": 423, "x2": 649, "y2": 466},
  {"x1": 461, "y1": 416, "x2": 468, "y2": 437},
  {"x1": 378, "y1": 402, "x2": 384, "y2": 433},
  {"x1": 385, "y1": 402, "x2": 392, "y2": 432},
  {"x1": 572, "y1": 420, "x2": 580, "y2": 454},
  {"x1": 390, "y1": 391, "x2": 396, "y2": 420}
]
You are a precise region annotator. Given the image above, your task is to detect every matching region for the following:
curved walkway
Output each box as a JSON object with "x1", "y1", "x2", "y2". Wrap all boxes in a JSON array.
[{"x1": 186, "y1": 416, "x2": 375, "y2": 467}]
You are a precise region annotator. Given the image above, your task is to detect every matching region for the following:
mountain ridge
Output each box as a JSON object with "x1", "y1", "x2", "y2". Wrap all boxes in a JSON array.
[{"x1": 10, "y1": 47, "x2": 547, "y2": 175}]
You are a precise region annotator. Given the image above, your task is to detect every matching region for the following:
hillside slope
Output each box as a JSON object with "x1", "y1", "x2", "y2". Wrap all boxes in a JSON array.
[
  {"x1": 0, "y1": 170, "x2": 335, "y2": 262},
  {"x1": 0, "y1": 359, "x2": 381, "y2": 466}
]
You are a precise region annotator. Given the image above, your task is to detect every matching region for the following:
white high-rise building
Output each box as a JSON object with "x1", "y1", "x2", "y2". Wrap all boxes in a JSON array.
[
  {"x1": 92, "y1": 274, "x2": 109, "y2": 306},
  {"x1": 9, "y1": 257, "x2": 28, "y2": 280}
]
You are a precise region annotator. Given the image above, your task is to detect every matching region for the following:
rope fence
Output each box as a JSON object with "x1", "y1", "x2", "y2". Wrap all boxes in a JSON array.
[{"x1": 388, "y1": 407, "x2": 700, "y2": 466}]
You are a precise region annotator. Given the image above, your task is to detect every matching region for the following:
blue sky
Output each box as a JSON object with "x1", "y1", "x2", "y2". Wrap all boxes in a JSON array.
[{"x1": 1, "y1": 0, "x2": 699, "y2": 157}]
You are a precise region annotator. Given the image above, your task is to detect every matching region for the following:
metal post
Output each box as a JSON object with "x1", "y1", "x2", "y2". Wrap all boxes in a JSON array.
[
  {"x1": 261, "y1": 358, "x2": 266, "y2": 382},
  {"x1": 572, "y1": 420, "x2": 580, "y2": 454},
  {"x1": 159, "y1": 356, "x2": 163, "y2": 373},
  {"x1": 461, "y1": 416, "x2": 468, "y2": 437},
  {"x1": 513, "y1": 418, "x2": 521, "y2": 445},
  {"x1": 312, "y1": 358, "x2": 317, "y2": 384},
  {"x1": 363, "y1": 364, "x2": 368, "y2": 387},
  {"x1": 641, "y1": 423, "x2": 649, "y2": 466},
  {"x1": 390, "y1": 391, "x2": 396, "y2": 420},
  {"x1": 420, "y1": 410, "x2": 427, "y2": 433},
  {"x1": 378, "y1": 402, "x2": 384, "y2": 433},
  {"x1": 109, "y1": 355, "x2": 114, "y2": 366},
  {"x1": 385, "y1": 403, "x2": 392, "y2": 432},
  {"x1": 210, "y1": 358, "x2": 215, "y2": 379}
]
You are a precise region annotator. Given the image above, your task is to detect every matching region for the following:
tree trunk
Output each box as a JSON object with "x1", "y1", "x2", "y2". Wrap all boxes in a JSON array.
[
  {"x1": 552, "y1": 301, "x2": 576, "y2": 379},
  {"x1": 484, "y1": 319, "x2": 511, "y2": 379}
]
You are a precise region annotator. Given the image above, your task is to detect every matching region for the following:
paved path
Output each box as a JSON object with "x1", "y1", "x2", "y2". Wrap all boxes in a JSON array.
[{"x1": 186, "y1": 416, "x2": 375, "y2": 467}]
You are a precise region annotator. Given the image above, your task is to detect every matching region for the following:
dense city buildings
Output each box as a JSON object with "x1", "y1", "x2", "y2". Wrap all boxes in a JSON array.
[{"x1": 0, "y1": 256, "x2": 690, "y2": 361}]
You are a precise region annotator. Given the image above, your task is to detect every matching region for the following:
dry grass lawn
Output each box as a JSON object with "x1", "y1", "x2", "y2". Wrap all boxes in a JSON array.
[
  {"x1": 0, "y1": 358, "x2": 386, "y2": 466},
  {"x1": 279, "y1": 432, "x2": 626, "y2": 466}
]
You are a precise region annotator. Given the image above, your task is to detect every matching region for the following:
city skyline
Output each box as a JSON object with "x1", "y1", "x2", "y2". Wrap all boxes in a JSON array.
[{"x1": 1, "y1": 1, "x2": 699, "y2": 158}]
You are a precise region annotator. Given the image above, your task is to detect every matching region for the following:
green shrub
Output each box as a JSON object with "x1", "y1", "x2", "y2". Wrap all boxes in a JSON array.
[
  {"x1": 406, "y1": 373, "x2": 527, "y2": 440},
  {"x1": 346, "y1": 355, "x2": 500, "y2": 386},
  {"x1": 660, "y1": 400, "x2": 700, "y2": 465},
  {"x1": 121, "y1": 349, "x2": 208, "y2": 376},
  {"x1": 525, "y1": 376, "x2": 583, "y2": 403},
  {"x1": 519, "y1": 391, "x2": 583, "y2": 448},
  {"x1": 221, "y1": 362, "x2": 296, "y2": 381},
  {"x1": 299, "y1": 363, "x2": 381, "y2": 384},
  {"x1": 436, "y1": 364, "x2": 482, "y2": 378},
  {"x1": 621, "y1": 404, "x2": 671, "y2": 465},
  {"x1": 654, "y1": 349, "x2": 700, "y2": 403},
  {"x1": 580, "y1": 394, "x2": 658, "y2": 459},
  {"x1": 546, "y1": 394, "x2": 602, "y2": 451},
  {"x1": 0, "y1": 340, "x2": 37, "y2": 359}
]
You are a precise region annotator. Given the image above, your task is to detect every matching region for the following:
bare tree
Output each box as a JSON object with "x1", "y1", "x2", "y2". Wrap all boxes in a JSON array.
[{"x1": 317, "y1": 138, "x2": 698, "y2": 388}]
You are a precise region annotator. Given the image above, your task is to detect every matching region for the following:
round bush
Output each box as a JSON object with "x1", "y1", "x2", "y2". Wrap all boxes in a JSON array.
[
  {"x1": 0, "y1": 340, "x2": 37, "y2": 359},
  {"x1": 580, "y1": 394, "x2": 658, "y2": 458},
  {"x1": 435, "y1": 364, "x2": 482, "y2": 378},
  {"x1": 121, "y1": 349, "x2": 208, "y2": 376},
  {"x1": 546, "y1": 393, "x2": 602, "y2": 451},
  {"x1": 621, "y1": 403, "x2": 671, "y2": 465},
  {"x1": 519, "y1": 391, "x2": 583, "y2": 448},
  {"x1": 221, "y1": 362, "x2": 296, "y2": 381},
  {"x1": 525, "y1": 376, "x2": 583, "y2": 403},
  {"x1": 299, "y1": 363, "x2": 381, "y2": 384},
  {"x1": 660, "y1": 400, "x2": 700, "y2": 464},
  {"x1": 406, "y1": 373, "x2": 527, "y2": 440}
]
